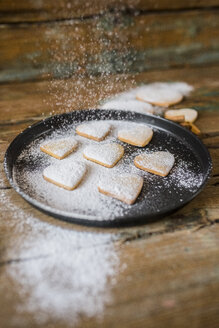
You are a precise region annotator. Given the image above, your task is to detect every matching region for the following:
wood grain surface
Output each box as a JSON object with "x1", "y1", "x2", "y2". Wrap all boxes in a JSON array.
[
  {"x1": 0, "y1": 7, "x2": 219, "y2": 82},
  {"x1": 1, "y1": 0, "x2": 219, "y2": 22},
  {"x1": 0, "y1": 65, "x2": 218, "y2": 328}
]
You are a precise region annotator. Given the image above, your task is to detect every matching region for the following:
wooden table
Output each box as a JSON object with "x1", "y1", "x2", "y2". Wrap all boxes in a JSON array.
[{"x1": 0, "y1": 65, "x2": 218, "y2": 327}]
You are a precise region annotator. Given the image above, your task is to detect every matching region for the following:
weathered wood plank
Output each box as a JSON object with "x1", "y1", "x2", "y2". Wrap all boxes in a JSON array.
[
  {"x1": 0, "y1": 0, "x2": 219, "y2": 22},
  {"x1": 0, "y1": 204, "x2": 218, "y2": 328},
  {"x1": 0, "y1": 10, "x2": 218, "y2": 82},
  {"x1": 101, "y1": 226, "x2": 219, "y2": 328}
]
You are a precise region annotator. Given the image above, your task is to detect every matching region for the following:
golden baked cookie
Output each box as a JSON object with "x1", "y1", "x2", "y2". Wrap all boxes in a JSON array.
[
  {"x1": 76, "y1": 121, "x2": 111, "y2": 141},
  {"x1": 134, "y1": 151, "x2": 175, "y2": 177},
  {"x1": 98, "y1": 173, "x2": 143, "y2": 205},
  {"x1": 40, "y1": 137, "x2": 78, "y2": 160},
  {"x1": 100, "y1": 100, "x2": 154, "y2": 114},
  {"x1": 43, "y1": 161, "x2": 86, "y2": 190},
  {"x1": 136, "y1": 85, "x2": 183, "y2": 107},
  {"x1": 118, "y1": 125, "x2": 153, "y2": 147},
  {"x1": 164, "y1": 108, "x2": 198, "y2": 123},
  {"x1": 83, "y1": 143, "x2": 124, "y2": 168}
]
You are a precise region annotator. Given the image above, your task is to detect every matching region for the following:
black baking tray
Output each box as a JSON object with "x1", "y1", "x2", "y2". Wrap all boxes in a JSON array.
[{"x1": 4, "y1": 109, "x2": 212, "y2": 227}]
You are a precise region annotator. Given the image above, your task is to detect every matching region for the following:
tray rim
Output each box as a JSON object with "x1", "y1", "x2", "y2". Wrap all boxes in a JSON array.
[{"x1": 4, "y1": 109, "x2": 212, "y2": 227}]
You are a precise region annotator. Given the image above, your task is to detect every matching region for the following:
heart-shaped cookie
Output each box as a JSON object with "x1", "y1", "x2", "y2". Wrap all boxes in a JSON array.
[
  {"x1": 134, "y1": 151, "x2": 175, "y2": 177},
  {"x1": 83, "y1": 143, "x2": 124, "y2": 168},
  {"x1": 43, "y1": 161, "x2": 86, "y2": 190},
  {"x1": 98, "y1": 173, "x2": 143, "y2": 204},
  {"x1": 40, "y1": 137, "x2": 78, "y2": 160},
  {"x1": 118, "y1": 124, "x2": 153, "y2": 147},
  {"x1": 76, "y1": 121, "x2": 111, "y2": 141},
  {"x1": 136, "y1": 85, "x2": 183, "y2": 107},
  {"x1": 164, "y1": 108, "x2": 198, "y2": 123},
  {"x1": 101, "y1": 100, "x2": 154, "y2": 114}
]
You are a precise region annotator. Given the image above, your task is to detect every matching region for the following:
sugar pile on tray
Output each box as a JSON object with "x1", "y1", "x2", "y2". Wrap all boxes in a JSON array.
[{"x1": 13, "y1": 120, "x2": 203, "y2": 221}]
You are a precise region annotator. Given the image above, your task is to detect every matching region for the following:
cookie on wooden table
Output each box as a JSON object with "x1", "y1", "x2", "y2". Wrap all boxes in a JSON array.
[
  {"x1": 100, "y1": 100, "x2": 154, "y2": 114},
  {"x1": 141, "y1": 82, "x2": 193, "y2": 97},
  {"x1": 98, "y1": 173, "x2": 143, "y2": 205},
  {"x1": 136, "y1": 85, "x2": 183, "y2": 107},
  {"x1": 118, "y1": 125, "x2": 153, "y2": 147},
  {"x1": 40, "y1": 137, "x2": 78, "y2": 160},
  {"x1": 83, "y1": 143, "x2": 124, "y2": 168},
  {"x1": 134, "y1": 151, "x2": 175, "y2": 177},
  {"x1": 180, "y1": 122, "x2": 201, "y2": 135},
  {"x1": 164, "y1": 108, "x2": 198, "y2": 123},
  {"x1": 76, "y1": 121, "x2": 111, "y2": 141},
  {"x1": 43, "y1": 161, "x2": 86, "y2": 190}
]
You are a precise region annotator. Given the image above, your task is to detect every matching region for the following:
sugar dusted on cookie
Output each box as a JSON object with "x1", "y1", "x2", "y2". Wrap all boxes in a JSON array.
[
  {"x1": 43, "y1": 161, "x2": 86, "y2": 190},
  {"x1": 136, "y1": 85, "x2": 183, "y2": 107},
  {"x1": 40, "y1": 137, "x2": 78, "y2": 160},
  {"x1": 76, "y1": 121, "x2": 111, "y2": 141},
  {"x1": 118, "y1": 124, "x2": 153, "y2": 147},
  {"x1": 100, "y1": 99, "x2": 154, "y2": 114},
  {"x1": 164, "y1": 108, "x2": 198, "y2": 123},
  {"x1": 83, "y1": 143, "x2": 124, "y2": 168},
  {"x1": 134, "y1": 151, "x2": 175, "y2": 177},
  {"x1": 98, "y1": 173, "x2": 143, "y2": 205}
]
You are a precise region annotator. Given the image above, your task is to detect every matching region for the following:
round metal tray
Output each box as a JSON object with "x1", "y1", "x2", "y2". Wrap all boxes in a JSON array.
[{"x1": 4, "y1": 110, "x2": 212, "y2": 227}]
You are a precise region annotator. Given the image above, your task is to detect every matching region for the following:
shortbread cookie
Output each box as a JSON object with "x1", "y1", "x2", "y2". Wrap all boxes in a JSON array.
[
  {"x1": 136, "y1": 85, "x2": 183, "y2": 107},
  {"x1": 43, "y1": 161, "x2": 86, "y2": 190},
  {"x1": 98, "y1": 174, "x2": 143, "y2": 205},
  {"x1": 180, "y1": 122, "x2": 201, "y2": 135},
  {"x1": 143, "y1": 82, "x2": 193, "y2": 97},
  {"x1": 118, "y1": 125, "x2": 153, "y2": 147},
  {"x1": 166, "y1": 82, "x2": 194, "y2": 96},
  {"x1": 76, "y1": 121, "x2": 111, "y2": 141},
  {"x1": 134, "y1": 151, "x2": 175, "y2": 177},
  {"x1": 164, "y1": 108, "x2": 198, "y2": 123},
  {"x1": 40, "y1": 137, "x2": 78, "y2": 160},
  {"x1": 100, "y1": 100, "x2": 154, "y2": 114},
  {"x1": 83, "y1": 143, "x2": 124, "y2": 168}
]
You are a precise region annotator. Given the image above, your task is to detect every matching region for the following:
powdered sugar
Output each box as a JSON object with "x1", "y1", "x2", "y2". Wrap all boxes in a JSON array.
[
  {"x1": 165, "y1": 108, "x2": 198, "y2": 123},
  {"x1": 118, "y1": 124, "x2": 153, "y2": 147},
  {"x1": 136, "y1": 86, "x2": 183, "y2": 107},
  {"x1": 100, "y1": 82, "x2": 194, "y2": 115},
  {"x1": 139, "y1": 82, "x2": 194, "y2": 97},
  {"x1": 134, "y1": 151, "x2": 175, "y2": 177},
  {"x1": 0, "y1": 187, "x2": 121, "y2": 325},
  {"x1": 40, "y1": 137, "x2": 78, "y2": 159},
  {"x1": 100, "y1": 99, "x2": 154, "y2": 114},
  {"x1": 83, "y1": 143, "x2": 124, "y2": 167},
  {"x1": 76, "y1": 121, "x2": 111, "y2": 140},
  {"x1": 43, "y1": 160, "x2": 86, "y2": 190},
  {"x1": 164, "y1": 82, "x2": 194, "y2": 96},
  {"x1": 13, "y1": 118, "x2": 204, "y2": 222},
  {"x1": 98, "y1": 173, "x2": 143, "y2": 205}
]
